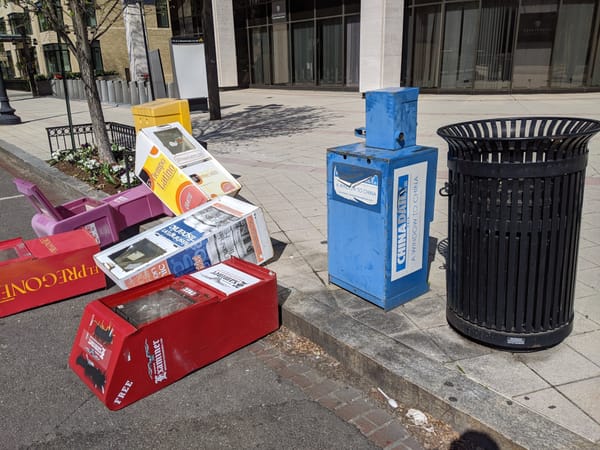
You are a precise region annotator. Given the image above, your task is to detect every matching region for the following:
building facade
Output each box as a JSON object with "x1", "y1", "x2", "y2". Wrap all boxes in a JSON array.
[
  {"x1": 3, "y1": 0, "x2": 600, "y2": 94},
  {"x1": 0, "y1": 0, "x2": 174, "y2": 83},
  {"x1": 204, "y1": 0, "x2": 600, "y2": 93}
]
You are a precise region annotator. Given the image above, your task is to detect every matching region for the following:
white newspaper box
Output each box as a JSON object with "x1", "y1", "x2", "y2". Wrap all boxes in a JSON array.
[
  {"x1": 135, "y1": 122, "x2": 241, "y2": 215},
  {"x1": 94, "y1": 196, "x2": 273, "y2": 289}
]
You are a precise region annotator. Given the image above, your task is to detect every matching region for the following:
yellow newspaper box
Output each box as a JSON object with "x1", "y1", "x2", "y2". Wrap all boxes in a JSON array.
[{"x1": 132, "y1": 98, "x2": 192, "y2": 134}]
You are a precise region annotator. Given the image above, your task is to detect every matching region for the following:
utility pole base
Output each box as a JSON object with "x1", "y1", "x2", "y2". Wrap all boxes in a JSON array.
[{"x1": 0, "y1": 105, "x2": 21, "y2": 125}]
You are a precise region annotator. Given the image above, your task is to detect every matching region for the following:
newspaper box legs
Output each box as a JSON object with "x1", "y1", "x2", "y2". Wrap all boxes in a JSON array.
[{"x1": 69, "y1": 257, "x2": 278, "y2": 410}]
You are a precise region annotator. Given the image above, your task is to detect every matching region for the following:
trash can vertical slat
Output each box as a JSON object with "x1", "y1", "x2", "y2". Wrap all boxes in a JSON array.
[
  {"x1": 470, "y1": 175, "x2": 479, "y2": 322},
  {"x1": 516, "y1": 177, "x2": 533, "y2": 332},
  {"x1": 438, "y1": 117, "x2": 600, "y2": 349},
  {"x1": 555, "y1": 174, "x2": 572, "y2": 325},
  {"x1": 482, "y1": 178, "x2": 494, "y2": 327}
]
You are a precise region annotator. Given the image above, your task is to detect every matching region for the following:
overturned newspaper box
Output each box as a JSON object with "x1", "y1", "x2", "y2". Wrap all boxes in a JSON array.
[
  {"x1": 94, "y1": 195, "x2": 273, "y2": 289},
  {"x1": 0, "y1": 229, "x2": 106, "y2": 317},
  {"x1": 69, "y1": 257, "x2": 279, "y2": 410},
  {"x1": 135, "y1": 122, "x2": 241, "y2": 214}
]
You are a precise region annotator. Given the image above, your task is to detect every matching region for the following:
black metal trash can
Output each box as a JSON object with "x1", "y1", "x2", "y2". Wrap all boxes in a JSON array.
[{"x1": 437, "y1": 117, "x2": 600, "y2": 350}]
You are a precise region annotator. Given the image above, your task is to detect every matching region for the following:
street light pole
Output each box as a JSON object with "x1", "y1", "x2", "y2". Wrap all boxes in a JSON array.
[
  {"x1": 0, "y1": 64, "x2": 22, "y2": 125},
  {"x1": 201, "y1": 0, "x2": 221, "y2": 120},
  {"x1": 57, "y1": 33, "x2": 76, "y2": 150}
]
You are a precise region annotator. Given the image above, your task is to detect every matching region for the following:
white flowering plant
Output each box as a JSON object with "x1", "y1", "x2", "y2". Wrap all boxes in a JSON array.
[{"x1": 49, "y1": 143, "x2": 140, "y2": 192}]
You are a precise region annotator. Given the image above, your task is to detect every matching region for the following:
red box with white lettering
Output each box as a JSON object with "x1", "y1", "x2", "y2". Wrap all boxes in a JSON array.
[
  {"x1": 68, "y1": 257, "x2": 278, "y2": 410},
  {"x1": 0, "y1": 229, "x2": 106, "y2": 317}
]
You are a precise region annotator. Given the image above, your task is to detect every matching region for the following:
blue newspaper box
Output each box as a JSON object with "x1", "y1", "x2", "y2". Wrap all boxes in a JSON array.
[
  {"x1": 327, "y1": 87, "x2": 437, "y2": 310},
  {"x1": 365, "y1": 87, "x2": 418, "y2": 149}
]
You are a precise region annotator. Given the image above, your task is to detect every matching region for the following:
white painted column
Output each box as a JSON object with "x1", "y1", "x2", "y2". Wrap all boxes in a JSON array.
[
  {"x1": 359, "y1": 0, "x2": 405, "y2": 92},
  {"x1": 122, "y1": 2, "x2": 148, "y2": 82},
  {"x1": 212, "y1": 0, "x2": 238, "y2": 88}
]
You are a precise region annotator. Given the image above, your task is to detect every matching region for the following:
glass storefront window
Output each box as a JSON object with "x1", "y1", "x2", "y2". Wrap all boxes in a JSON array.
[
  {"x1": 318, "y1": 18, "x2": 343, "y2": 84},
  {"x1": 410, "y1": 4, "x2": 442, "y2": 88},
  {"x1": 292, "y1": 21, "x2": 314, "y2": 84},
  {"x1": 512, "y1": 0, "x2": 558, "y2": 89},
  {"x1": 346, "y1": 14, "x2": 360, "y2": 87},
  {"x1": 407, "y1": 0, "x2": 600, "y2": 92},
  {"x1": 5, "y1": 52, "x2": 16, "y2": 78},
  {"x1": 170, "y1": 0, "x2": 202, "y2": 37},
  {"x1": 440, "y1": 1, "x2": 478, "y2": 89},
  {"x1": 473, "y1": 0, "x2": 517, "y2": 90},
  {"x1": 592, "y1": 27, "x2": 600, "y2": 87},
  {"x1": 250, "y1": 26, "x2": 271, "y2": 84},
  {"x1": 238, "y1": 0, "x2": 360, "y2": 88},
  {"x1": 551, "y1": 0, "x2": 597, "y2": 88}
]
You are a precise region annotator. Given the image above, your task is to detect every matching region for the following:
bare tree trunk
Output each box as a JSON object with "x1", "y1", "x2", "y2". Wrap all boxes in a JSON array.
[
  {"x1": 69, "y1": 0, "x2": 116, "y2": 164},
  {"x1": 81, "y1": 60, "x2": 114, "y2": 163}
]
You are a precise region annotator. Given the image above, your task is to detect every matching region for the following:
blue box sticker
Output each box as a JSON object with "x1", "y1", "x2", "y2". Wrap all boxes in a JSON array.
[{"x1": 332, "y1": 163, "x2": 380, "y2": 212}]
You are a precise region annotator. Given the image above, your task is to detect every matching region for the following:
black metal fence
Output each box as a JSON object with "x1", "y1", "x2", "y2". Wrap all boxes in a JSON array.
[
  {"x1": 46, "y1": 122, "x2": 136, "y2": 156},
  {"x1": 46, "y1": 122, "x2": 137, "y2": 185}
]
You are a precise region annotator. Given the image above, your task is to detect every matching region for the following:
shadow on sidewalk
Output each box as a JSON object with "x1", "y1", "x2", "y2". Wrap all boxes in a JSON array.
[{"x1": 192, "y1": 104, "x2": 336, "y2": 143}]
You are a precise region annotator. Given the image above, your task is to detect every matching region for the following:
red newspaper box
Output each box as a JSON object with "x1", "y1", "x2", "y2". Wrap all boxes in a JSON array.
[
  {"x1": 69, "y1": 257, "x2": 278, "y2": 410},
  {"x1": 0, "y1": 229, "x2": 106, "y2": 317}
]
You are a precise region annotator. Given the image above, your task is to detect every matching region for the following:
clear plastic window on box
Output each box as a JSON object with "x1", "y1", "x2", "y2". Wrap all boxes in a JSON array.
[
  {"x1": 113, "y1": 289, "x2": 194, "y2": 327},
  {"x1": 108, "y1": 238, "x2": 167, "y2": 272},
  {"x1": 0, "y1": 247, "x2": 19, "y2": 263}
]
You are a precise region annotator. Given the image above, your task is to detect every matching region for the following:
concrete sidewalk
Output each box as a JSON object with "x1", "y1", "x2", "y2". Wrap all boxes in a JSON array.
[{"x1": 2, "y1": 89, "x2": 600, "y2": 449}]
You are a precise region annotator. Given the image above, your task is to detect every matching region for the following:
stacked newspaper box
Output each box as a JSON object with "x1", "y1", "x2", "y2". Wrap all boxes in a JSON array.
[
  {"x1": 135, "y1": 122, "x2": 241, "y2": 214},
  {"x1": 93, "y1": 195, "x2": 273, "y2": 289}
]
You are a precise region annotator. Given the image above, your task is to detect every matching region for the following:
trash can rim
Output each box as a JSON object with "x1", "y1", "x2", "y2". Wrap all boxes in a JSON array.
[{"x1": 437, "y1": 116, "x2": 600, "y2": 141}]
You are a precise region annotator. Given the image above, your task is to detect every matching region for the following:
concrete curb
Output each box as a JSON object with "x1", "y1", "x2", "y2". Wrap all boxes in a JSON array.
[
  {"x1": 0, "y1": 138, "x2": 107, "y2": 201},
  {"x1": 280, "y1": 288, "x2": 598, "y2": 450}
]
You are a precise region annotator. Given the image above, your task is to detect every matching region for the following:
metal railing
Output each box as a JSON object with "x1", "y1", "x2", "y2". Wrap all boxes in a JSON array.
[
  {"x1": 46, "y1": 122, "x2": 136, "y2": 155},
  {"x1": 46, "y1": 122, "x2": 137, "y2": 185}
]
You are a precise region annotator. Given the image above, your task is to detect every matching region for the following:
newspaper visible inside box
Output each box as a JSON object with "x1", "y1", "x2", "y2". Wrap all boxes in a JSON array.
[
  {"x1": 113, "y1": 289, "x2": 195, "y2": 327},
  {"x1": 135, "y1": 122, "x2": 241, "y2": 214},
  {"x1": 94, "y1": 195, "x2": 273, "y2": 289}
]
